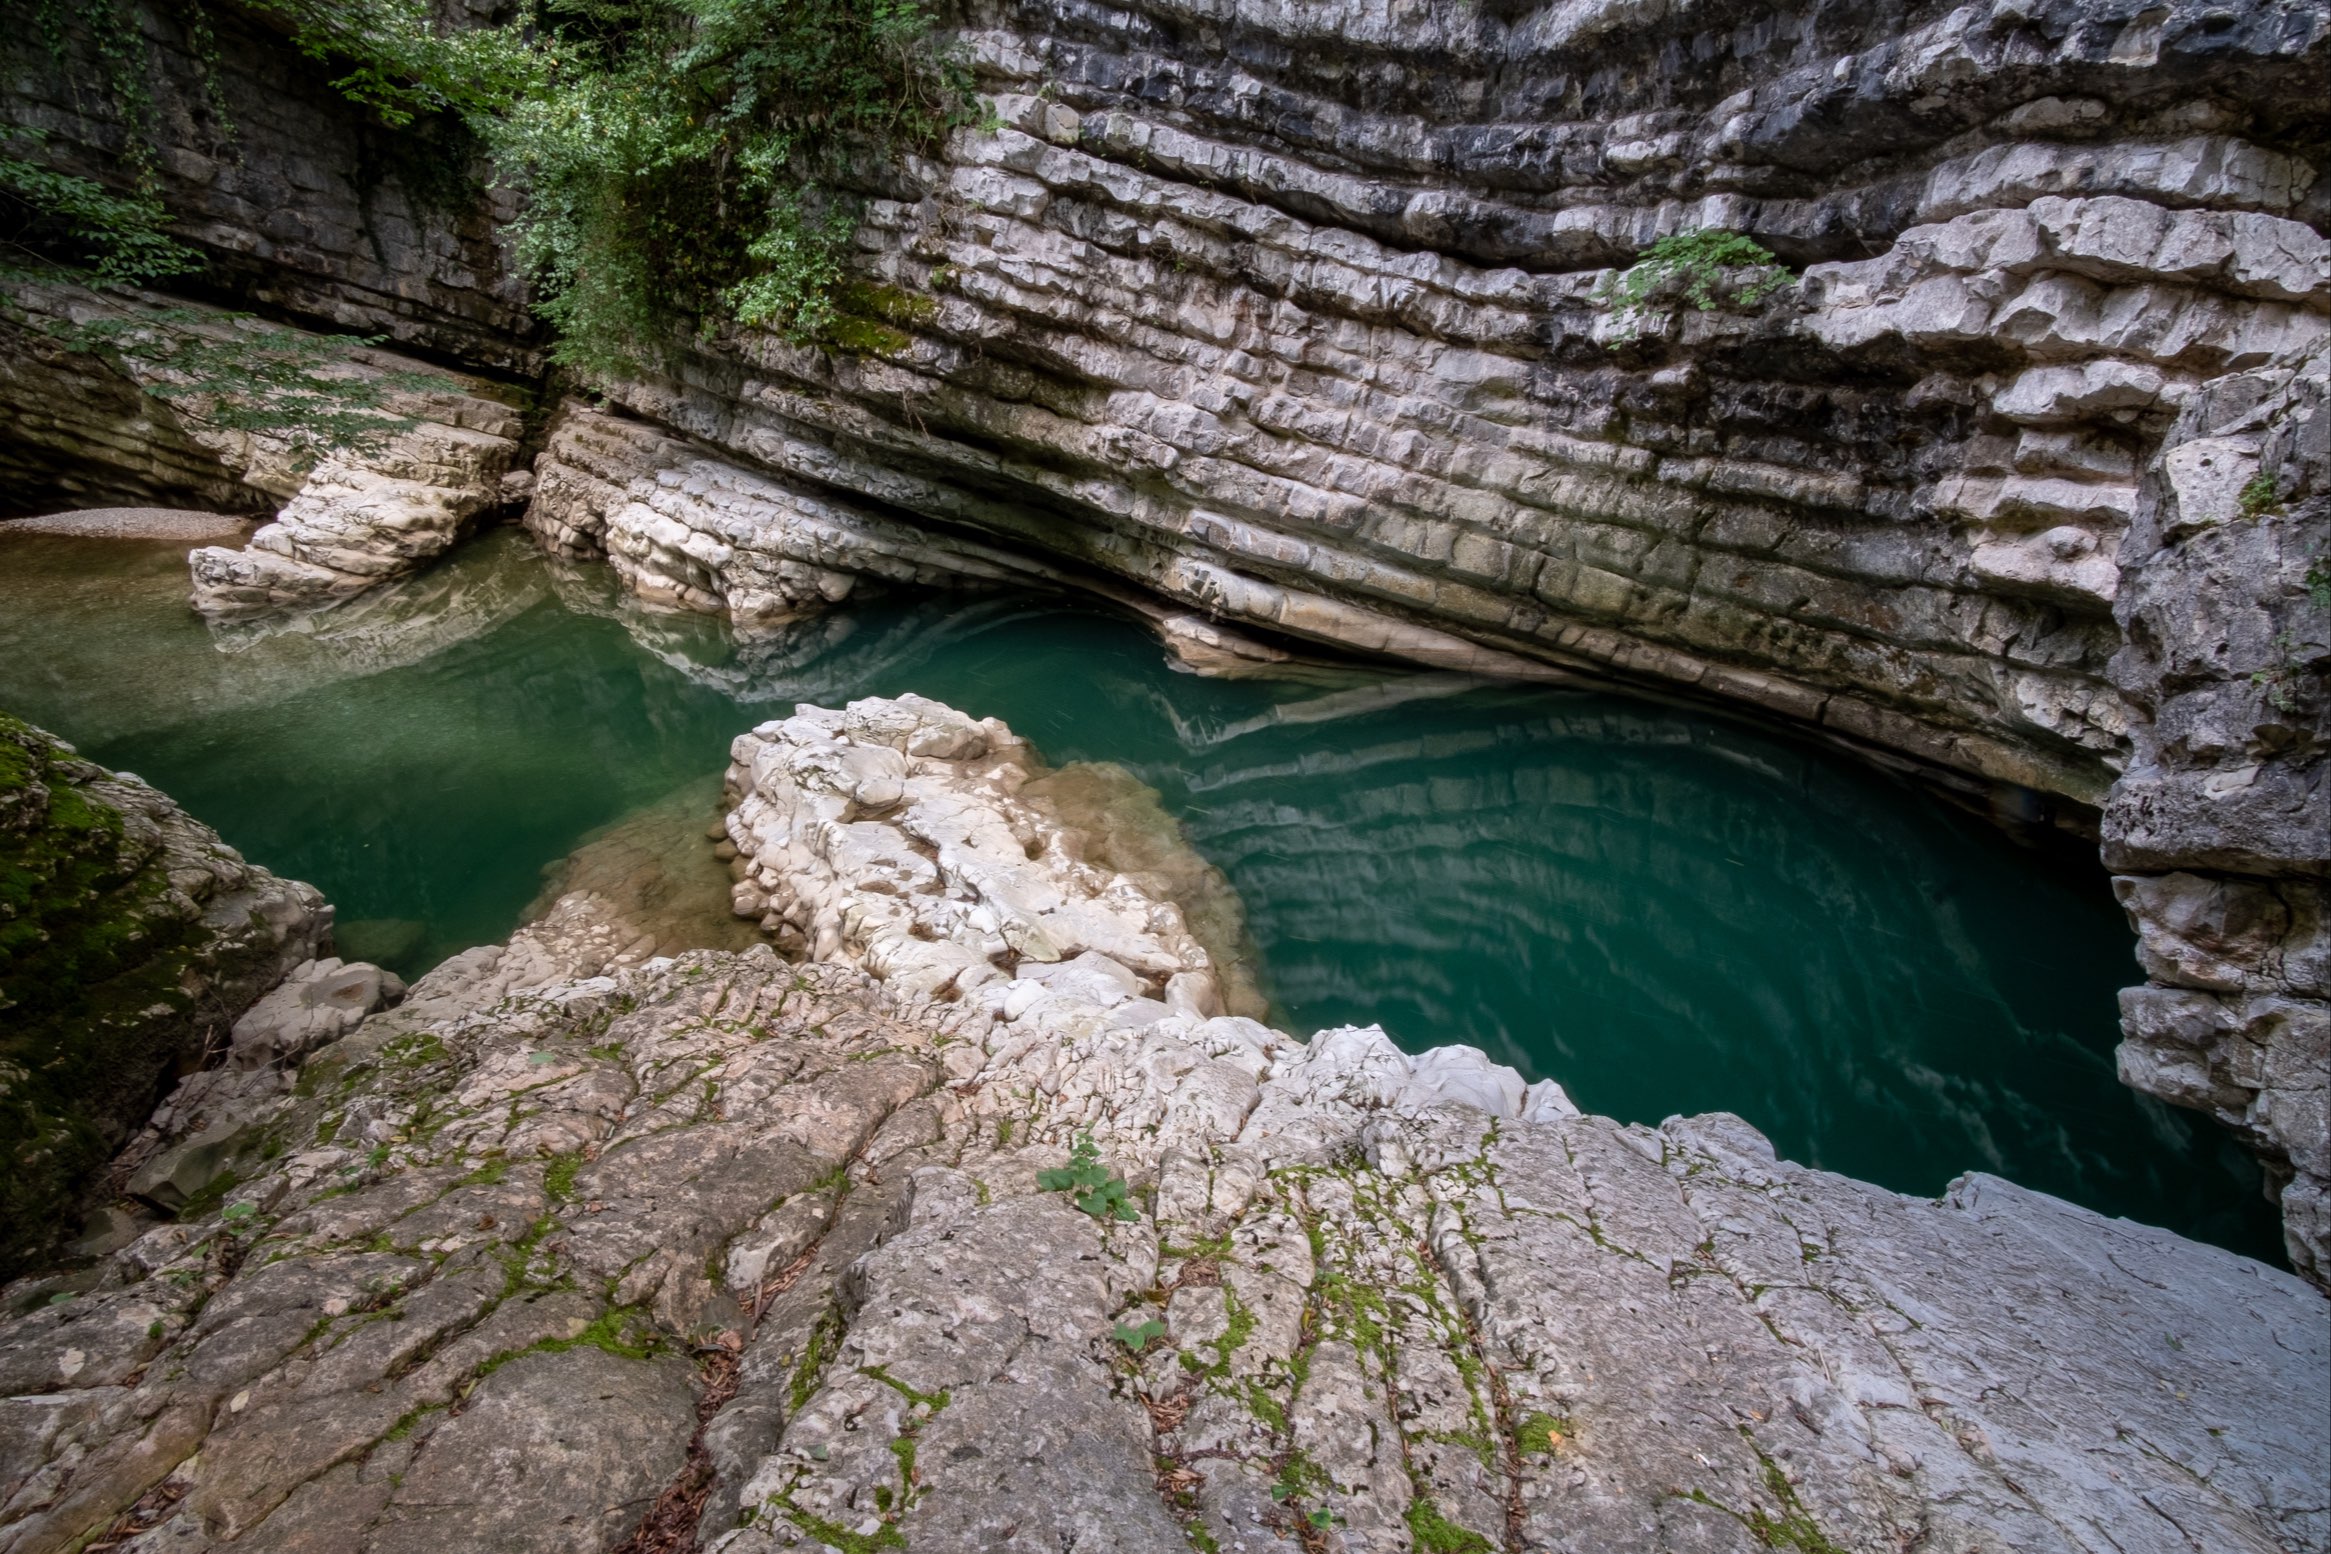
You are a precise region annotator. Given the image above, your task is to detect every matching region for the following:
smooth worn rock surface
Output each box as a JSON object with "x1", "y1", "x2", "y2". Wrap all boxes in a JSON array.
[
  {"x1": 0, "y1": 715, "x2": 331, "y2": 1280},
  {"x1": 1, "y1": 704, "x2": 2321, "y2": 1554}
]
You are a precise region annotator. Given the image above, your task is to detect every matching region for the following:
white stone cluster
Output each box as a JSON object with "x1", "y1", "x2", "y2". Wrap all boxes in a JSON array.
[{"x1": 721, "y1": 694, "x2": 1578, "y2": 1164}]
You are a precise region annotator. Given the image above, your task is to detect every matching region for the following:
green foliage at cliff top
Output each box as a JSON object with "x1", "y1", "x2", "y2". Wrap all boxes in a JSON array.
[{"x1": 14, "y1": 0, "x2": 981, "y2": 378}]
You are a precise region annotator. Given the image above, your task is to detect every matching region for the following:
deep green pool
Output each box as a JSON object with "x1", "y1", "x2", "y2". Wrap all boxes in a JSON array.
[{"x1": 0, "y1": 526, "x2": 2283, "y2": 1262}]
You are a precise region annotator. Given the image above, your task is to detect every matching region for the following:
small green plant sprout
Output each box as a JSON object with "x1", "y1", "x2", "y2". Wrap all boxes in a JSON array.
[
  {"x1": 1594, "y1": 228, "x2": 1794, "y2": 344},
  {"x1": 1112, "y1": 1316, "x2": 1166, "y2": 1352},
  {"x1": 1266, "y1": 1470, "x2": 1338, "y2": 1530},
  {"x1": 2237, "y1": 473, "x2": 2283, "y2": 520},
  {"x1": 1037, "y1": 1132, "x2": 1140, "y2": 1221},
  {"x1": 1515, "y1": 1411, "x2": 1571, "y2": 1455},
  {"x1": 221, "y1": 1200, "x2": 260, "y2": 1227},
  {"x1": 2250, "y1": 632, "x2": 2306, "y2": 714},
  {"x1": 2306, "y1": 555, "x2": 2331, "y2": 610}
]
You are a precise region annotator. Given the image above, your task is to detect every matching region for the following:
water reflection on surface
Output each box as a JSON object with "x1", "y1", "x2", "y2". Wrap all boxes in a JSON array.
[{"x1": 0, "y1": 525, "x2": 2283, "y2": 1261}]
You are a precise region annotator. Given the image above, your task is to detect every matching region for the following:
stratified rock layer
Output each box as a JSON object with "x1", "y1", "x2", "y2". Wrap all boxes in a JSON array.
[
  {"x1": 519, "y1": 0, "x2": 2331, "y2": 1276},
  {"x1": 0, "y1": 3, "x2": 535, "y2": 373},
  {"x1": 2106, "y1": 361, "x2": 2329, "y2": 1282},
  {"x1": 1, "y1": 699, "x2": 2320, "y2": 1554},
  {"x1": 0, "y1": 715, "x2": 330, "y2": 1280},
  {"x1": 0, "y1": 280, "x2": 528, "y2": 608}
]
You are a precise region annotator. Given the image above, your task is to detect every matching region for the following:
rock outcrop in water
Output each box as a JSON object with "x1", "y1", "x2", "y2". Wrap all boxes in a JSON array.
[
  {"x1": 0, "y1": 716, "x2": 331, "y2": 1281},
  {"x1": 3, "y1": 0, "x2": 2326, "y2": 1268},
  {"x1": 0, "y1": 282, "x2": 527, "y2": 611},
  {"x1": 0, "y1": 698, "x2": 2321, "y2": 1554}
]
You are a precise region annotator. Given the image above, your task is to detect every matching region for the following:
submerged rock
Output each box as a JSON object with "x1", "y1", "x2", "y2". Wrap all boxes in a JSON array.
[
  {"x1": 1, "y1": 701, "x2": 2319, "y2": 1554},
  {"x1": 0, "y1": 715, "x2": 331, "y2": 1279}
]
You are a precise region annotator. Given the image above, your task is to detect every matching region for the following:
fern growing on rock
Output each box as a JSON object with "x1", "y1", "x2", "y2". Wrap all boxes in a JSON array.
[{"x1": 1594, "y1": 228, "x2": 1794, "y2": 344}]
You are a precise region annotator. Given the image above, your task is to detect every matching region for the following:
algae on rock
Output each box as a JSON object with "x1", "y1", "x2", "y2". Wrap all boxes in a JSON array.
[{"x1": 0, "y1": 714, "x2": 329, "y2": 1279}]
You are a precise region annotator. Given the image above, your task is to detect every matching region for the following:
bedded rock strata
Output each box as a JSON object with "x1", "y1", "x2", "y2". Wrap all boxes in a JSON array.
[
  {"x1": 0, "y1": 699, "x2": 2322, "y2": 1554},
  {"x1": 0, "y1": 3, "x2": 535, "y2": 373},
  {"x1": 2105, "y1": 359, "x2": 2330, "y2": 1283},
  {"x1": 539, "y1": 0, "x2": 2328, "y2": 814},
  {"x1": 0, "y1": 280, "x2": 528, "y2": 609},
  {"x1": 514, "y1": 0, "x2": 2331, "y2": 1272},
  {"x1": 0, "y1": 715, "x2": 331, "y2": 1281}
]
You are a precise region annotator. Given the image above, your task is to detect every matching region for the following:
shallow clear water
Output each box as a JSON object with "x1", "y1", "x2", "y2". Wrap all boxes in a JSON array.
[{"x1": 0, "y1": 526, "x2": 2283, "y2": 1262}]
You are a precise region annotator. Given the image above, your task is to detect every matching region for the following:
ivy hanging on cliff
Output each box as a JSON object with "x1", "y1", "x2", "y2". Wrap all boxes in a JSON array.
[
  {"x1": 10, "y1": 0, "x2": 979, "y2": 426},
  {"x1": 0, "y1": 129, "x2": 201, "y2": 285},
  {"x1": 487, "y1": 0, "x2": 980, "y2": 376}
]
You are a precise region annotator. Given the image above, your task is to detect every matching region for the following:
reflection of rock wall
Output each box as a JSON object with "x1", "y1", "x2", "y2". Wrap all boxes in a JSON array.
[
  {"x1": 0, "y1": 528, "x2": 550, "y2": 748},
  {"x1": 2107, "y1": 363, "x2": 2329, "y2": 1283},
  {"x1": 0, "y1": 715, "x2": 329, "y2": 1278}
]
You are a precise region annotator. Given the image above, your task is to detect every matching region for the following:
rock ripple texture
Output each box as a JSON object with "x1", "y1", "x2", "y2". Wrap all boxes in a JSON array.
[{"x1": 1, "y1": 699, "x2": 2322, "y2": 1554}]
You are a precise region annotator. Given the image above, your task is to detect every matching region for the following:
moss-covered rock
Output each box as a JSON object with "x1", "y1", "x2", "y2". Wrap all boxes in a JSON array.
[{"x1": 0, "y1": 712, "x2": 330, "y2": 1278}]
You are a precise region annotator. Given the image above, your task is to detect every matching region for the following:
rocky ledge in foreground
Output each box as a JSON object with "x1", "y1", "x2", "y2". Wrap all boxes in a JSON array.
[
  {"x1": 0, "y1": 716, "x2": 332, "y2": 1282},
  {"x1": 1, "y1": 699, "x2": 2324, "y2": 1554}
]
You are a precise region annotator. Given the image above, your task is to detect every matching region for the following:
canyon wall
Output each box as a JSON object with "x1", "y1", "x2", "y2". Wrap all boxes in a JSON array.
[
  {"x1": 2, "y1": 0, "x2": 2325, "y2": 1270},
  {"x1": 530, "y1": 0, "x2": 2331, "y2": 1277}
]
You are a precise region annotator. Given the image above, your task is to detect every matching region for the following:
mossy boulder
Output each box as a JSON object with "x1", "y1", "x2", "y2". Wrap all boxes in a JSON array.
[{"x1": 0, "y1": 713, "x2": 330, "y2": 1279}]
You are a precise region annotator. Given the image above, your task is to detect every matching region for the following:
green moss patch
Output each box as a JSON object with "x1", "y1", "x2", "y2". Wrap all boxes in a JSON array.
[{"x1": 0, "y1": 714, "x2": 207, "y2": 1277}]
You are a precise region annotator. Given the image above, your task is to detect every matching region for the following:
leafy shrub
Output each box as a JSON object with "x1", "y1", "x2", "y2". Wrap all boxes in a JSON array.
[
  {"x1": 0, "y1": 130, "x2": 200, "y2": 285},
  {"x1": 1594, "y1": 228, "x2": 1794, "y2": 344},
  {"x1": 492, "y1": 0, "x2": 979, "y2": 375}
]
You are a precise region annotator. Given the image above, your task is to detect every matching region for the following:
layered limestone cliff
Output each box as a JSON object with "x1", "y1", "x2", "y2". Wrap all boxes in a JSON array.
[
  {"x1": 2106, "y1": 364, "x2": 2330, "y2": 1286},
  {"x1": 0, "y1": 698, "x2": 2322, "y2": 1554},
  {"x1": 0, "y1": 282, "x2": 528, "y2": 609},
  {"x1": 0, "y1": 716, "x2": 331, "y2": 1281},
  {"x1": 2, "y1": 0, "x2": 2325, "y2": 1268},
  {"x1": 522, "y1": 0, "x2": 2331, "y2": 1276}
]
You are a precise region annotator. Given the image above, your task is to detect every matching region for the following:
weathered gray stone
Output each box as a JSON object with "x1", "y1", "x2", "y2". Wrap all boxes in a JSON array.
[
  {"x1": 2107, "y1": 361, "x2": 2329, "y2": 1282},
  {"x1": 1, "y1": 730, "x2": 2320, "y2": 1553}
]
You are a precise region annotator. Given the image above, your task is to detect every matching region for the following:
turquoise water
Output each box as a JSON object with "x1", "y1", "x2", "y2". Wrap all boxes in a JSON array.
[{"x1": 0, "y1": 526, "x2": 2283, "y2": 1261}]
